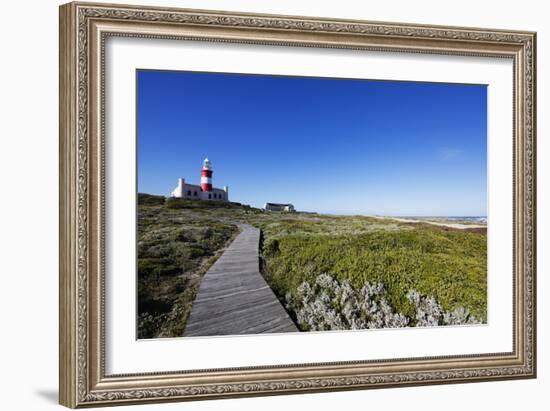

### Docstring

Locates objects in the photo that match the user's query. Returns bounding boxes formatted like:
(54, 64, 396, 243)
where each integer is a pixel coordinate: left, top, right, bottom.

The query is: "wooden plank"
(184, 224, 297, 336)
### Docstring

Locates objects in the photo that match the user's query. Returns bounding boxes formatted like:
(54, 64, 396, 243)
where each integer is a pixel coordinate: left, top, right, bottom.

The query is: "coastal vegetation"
(137, 194, 238, 338)
(261, 222, 487, 327)
(137, 194, 487, 338)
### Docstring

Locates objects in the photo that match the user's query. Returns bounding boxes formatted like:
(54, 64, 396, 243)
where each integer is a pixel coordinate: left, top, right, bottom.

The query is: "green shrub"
(263, 227, 487, 321)
(138, 192, 166, 205)
(138, 257, 179, 277)
(263, 238, 280, 257)
(165, 197, 252, 210)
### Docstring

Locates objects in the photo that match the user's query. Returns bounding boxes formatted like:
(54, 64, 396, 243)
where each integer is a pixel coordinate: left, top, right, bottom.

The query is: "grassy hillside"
(137, 194, 239, 338)
(137, 194, 487, 337)
(261, 225, 486, 322)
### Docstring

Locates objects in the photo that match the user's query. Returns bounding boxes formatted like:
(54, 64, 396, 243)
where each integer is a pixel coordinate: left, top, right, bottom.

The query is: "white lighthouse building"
(171, 158, 229, 201)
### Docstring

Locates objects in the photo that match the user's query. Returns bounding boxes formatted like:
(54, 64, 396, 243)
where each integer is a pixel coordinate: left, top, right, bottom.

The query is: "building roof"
(183, 183, 201, 190)
(264, 203, 294, 207)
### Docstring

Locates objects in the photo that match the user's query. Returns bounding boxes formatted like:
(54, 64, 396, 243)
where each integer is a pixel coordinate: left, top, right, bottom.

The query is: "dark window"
(187, 190, 191, 196)
(208, 194, 211, 199)
(194, 191, 197, 196)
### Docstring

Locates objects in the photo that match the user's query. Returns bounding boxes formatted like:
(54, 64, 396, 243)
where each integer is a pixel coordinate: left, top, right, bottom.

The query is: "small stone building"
(263, 203, 295, 212)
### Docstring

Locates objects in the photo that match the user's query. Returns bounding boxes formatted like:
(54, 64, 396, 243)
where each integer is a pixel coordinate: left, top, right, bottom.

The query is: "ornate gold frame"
(59, 1, 537, 408)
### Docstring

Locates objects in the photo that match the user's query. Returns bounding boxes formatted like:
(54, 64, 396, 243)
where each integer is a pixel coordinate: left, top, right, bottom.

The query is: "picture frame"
(59, 1, 536, 408)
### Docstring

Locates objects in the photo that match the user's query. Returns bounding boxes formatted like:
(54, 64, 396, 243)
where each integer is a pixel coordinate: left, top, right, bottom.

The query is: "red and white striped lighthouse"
(200, 158, 213, 192)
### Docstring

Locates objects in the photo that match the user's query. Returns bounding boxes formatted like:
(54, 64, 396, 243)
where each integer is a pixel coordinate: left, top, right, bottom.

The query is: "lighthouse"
(171, 158, 229, 201)
(200, 158, 213, 192)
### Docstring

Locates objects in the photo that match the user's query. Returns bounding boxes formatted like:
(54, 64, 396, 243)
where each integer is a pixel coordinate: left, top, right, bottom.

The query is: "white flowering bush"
(406, 290, 481, 326)
(443, 306, 481, 325)
(285, 273, 408, 331)
(406, 290, 443, 327)
(286, 273, 480, 331)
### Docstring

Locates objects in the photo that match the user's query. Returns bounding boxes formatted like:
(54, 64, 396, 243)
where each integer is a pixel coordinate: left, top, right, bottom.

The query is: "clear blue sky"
(137, 70, 487, 216)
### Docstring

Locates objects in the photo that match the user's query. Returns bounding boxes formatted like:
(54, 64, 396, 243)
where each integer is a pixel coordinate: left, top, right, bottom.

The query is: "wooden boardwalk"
(184, 224, 298, 336)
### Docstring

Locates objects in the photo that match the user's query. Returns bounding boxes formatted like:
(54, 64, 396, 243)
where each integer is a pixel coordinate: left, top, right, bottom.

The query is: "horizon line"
(138, 191, 486, 217)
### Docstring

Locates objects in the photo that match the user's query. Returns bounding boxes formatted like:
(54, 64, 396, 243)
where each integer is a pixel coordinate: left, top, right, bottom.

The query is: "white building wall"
(170, 178, 185, 198)
(181, 184, 201, 199)
(201, 188, 227, 201)
(171, 179, 229, 201)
